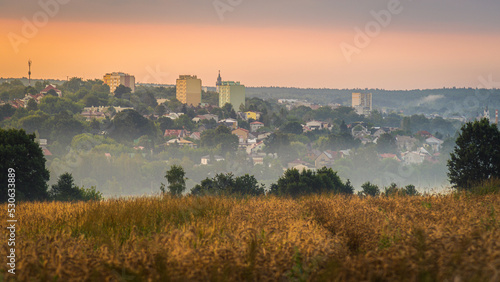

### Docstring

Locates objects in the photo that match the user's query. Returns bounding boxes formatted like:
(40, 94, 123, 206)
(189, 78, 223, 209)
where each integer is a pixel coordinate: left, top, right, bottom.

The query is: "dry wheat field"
(1, 193, 499, 281)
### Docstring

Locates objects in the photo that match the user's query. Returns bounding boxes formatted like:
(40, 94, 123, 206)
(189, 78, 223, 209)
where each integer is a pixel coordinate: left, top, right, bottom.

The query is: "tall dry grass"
(1, 193, 499, 281)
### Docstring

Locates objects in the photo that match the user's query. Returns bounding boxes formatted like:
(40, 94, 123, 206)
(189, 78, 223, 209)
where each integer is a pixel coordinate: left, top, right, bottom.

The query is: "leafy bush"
(51, 173, 102, 201)
(469, 178, 500, 195)
(79, 186, 103, 201)
(361, 182, 380, 197)
(270, 167, 353, 197)
(383, 183, 420, 197)
(191, 173, 265, 197)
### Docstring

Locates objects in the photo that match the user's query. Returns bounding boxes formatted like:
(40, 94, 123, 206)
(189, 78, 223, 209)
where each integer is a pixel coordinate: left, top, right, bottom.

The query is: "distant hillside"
(3, 77, 498, 117)
(245, 87, 500, 117)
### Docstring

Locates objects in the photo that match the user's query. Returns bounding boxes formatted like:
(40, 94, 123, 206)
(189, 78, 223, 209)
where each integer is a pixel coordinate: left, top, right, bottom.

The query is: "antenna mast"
(28, 59, 32, 86)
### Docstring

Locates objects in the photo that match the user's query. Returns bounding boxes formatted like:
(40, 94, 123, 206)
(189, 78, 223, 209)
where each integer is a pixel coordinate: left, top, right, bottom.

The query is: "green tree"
(200, 125, 238, 154)
(0, 128, 50, 202)
(270, 167, 352, 197)
(361, 182, 380, 197)
(164, 165, 186, 196)
(0, 104, 16, 120)
(26, 98, 38, 111)
(401, 116, 411, 133)
(155, 105, 166, 116)
(46, 89, 58, 97)
(63, 77, 83, 93)
(158, 117, 175, 132)
(280, 121, 303, 135)
(191, 173, 264, 196)
(50, 173, 82, 201)
(377, 133, 397, 153)
(322, 132, 359, 151)
(404, 184, 419, 196)
(39, 96, 82, 115)
(109, 109, 156, 142)
(114, 85, 132, 99)
(340, 120, 349, 134)
(447, 118, 500, 190)
(264, 132, 291, 155)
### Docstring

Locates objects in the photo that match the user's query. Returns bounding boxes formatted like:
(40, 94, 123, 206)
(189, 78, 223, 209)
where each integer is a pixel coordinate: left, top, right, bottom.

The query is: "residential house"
(250, 121, 264, 132)
(372, 127, 391, 138)
(379, 153, 401, 162)
(287, 159, 314, 171)
(339, 149, 352, 157)
(257, 132, 272, 141)
(165, 113, 184, 120)
(40, 84, 62, 97)
(416, 131, 432, 139)
(249, 153, 266, 166)
(219, 118, 238, 130)
(166, 138, 196, 148)
(425, 136, 444, 152)
(401, 147, 432, 165)
(21, 92, 45, 105)
(164, 129, 190, 138)
(396, 135, 418, 152)
(305, 121, 329, 131)
(247, 133, 257, 144)
(9, 99, 25, 109)
(244, 111, 261, 121)
(246, 141, 265, 154)
(315, 151, 343, 169)
(201, 155, 225, 165)
(402, 151, 425, 165)
(192, 114, 218, 123)
(352, 124, 370, 139)
(232, 128, 249, 144)
(37, 139, 52, 157)
(190, 132, 201, 140)
(81, 110, 106, 121)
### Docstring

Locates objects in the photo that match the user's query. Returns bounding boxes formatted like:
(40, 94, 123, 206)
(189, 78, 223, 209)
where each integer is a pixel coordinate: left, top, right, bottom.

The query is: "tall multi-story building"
(219, 81, 245, 110)
(103, 72, 135, 93)
(176, 75, 202, 106)
(352, 92, 372, 115)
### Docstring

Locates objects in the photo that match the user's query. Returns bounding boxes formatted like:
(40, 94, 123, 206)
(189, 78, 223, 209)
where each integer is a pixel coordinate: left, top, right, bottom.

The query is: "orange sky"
(1, 18, 499, 89)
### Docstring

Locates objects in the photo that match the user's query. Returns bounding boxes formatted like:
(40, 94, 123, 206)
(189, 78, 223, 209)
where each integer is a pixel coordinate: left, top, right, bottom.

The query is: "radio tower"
(496, 109, 498, 125)
(28, 59, 32, 86)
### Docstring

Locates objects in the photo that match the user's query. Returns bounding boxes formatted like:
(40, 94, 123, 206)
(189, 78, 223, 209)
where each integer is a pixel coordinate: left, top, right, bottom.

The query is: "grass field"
(1, 193, 499, 281)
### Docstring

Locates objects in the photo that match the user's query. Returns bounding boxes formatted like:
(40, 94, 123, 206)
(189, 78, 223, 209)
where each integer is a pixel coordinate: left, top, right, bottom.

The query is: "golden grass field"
(1, 193, 499, 281)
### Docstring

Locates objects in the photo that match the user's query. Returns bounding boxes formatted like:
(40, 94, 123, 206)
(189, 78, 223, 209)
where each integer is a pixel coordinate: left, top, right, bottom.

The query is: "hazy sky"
(1, 0, 499, 89)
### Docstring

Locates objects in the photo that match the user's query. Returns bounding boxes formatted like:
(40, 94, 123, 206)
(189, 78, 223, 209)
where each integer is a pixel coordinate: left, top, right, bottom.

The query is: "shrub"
(50, 173, 102, 201)
(191, 173, 265, 197)
(469, 178, 500, 195)
(361, 182, 380, 197)
(270, 167, 353, 197)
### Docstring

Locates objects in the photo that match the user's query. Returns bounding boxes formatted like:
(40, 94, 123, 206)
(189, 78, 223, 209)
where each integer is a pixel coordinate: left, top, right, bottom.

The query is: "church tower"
(216, 70, 222, 93)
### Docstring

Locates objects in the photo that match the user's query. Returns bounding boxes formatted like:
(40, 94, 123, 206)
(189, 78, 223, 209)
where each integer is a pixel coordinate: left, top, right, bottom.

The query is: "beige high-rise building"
(352, 92, 372, 115)
(219, 81, 245, 110)
(103, 72, 135, 93)
(176, 75, 202, 106)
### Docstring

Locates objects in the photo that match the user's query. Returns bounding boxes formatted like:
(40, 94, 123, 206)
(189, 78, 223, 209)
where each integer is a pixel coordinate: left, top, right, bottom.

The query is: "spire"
(216, 70, 222, 86)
